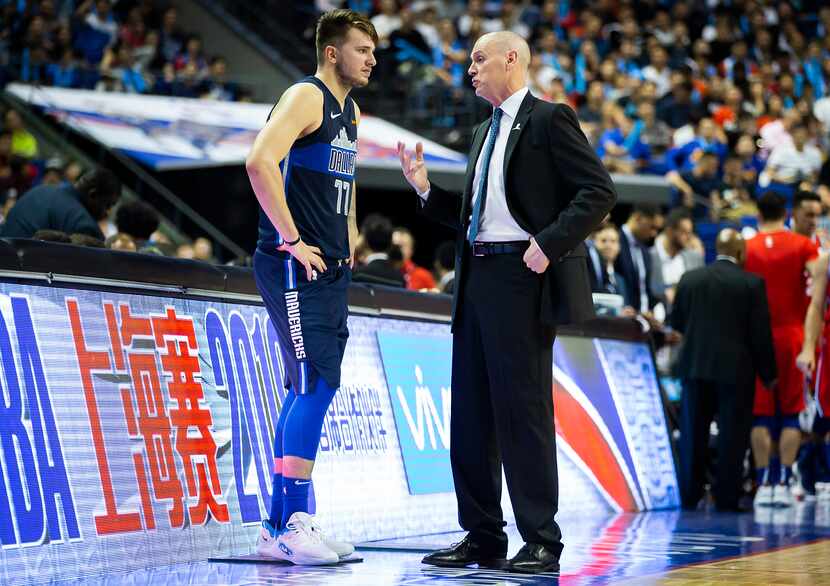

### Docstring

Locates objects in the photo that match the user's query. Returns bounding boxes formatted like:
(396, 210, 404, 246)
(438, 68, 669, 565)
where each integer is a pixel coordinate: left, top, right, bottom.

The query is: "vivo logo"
(395, 365, 451, 451)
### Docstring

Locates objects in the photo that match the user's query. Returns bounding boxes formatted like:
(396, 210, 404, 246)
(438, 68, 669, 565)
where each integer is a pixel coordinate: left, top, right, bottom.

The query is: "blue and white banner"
(0, 279, 677, 584)
(6, 84, 467, 172)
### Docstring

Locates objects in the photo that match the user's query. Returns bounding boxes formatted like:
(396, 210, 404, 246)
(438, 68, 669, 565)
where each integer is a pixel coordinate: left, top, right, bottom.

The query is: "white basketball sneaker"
(275, 512, 339, 565)
(309, 516, 355, 559)
(772, 483, 794, 508)
(754, 484, 774, 507)
(256, 520, 290, 561)
(816, 482, 830, 501)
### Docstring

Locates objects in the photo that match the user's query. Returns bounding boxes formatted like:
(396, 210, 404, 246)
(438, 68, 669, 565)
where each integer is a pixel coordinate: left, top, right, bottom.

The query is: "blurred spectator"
(158, 7, 184, 63)
(174, 34, 207, 75)
(73, 0, 119, 64)
(64, 160, 84, 184)
(588, 223, 633, 308)
(657, 76, 704, 129)
(762, 123, 823, 203)
(41, 157, 66, 186)
(33, 229, 71, 243)
(0, 168, 121, 239)
(616, 203, 662, 314)
(650, 208, 704, 307)
(115, 199, 159, 247)
(176, 242, 195, 259)
(667, 150, 722, 220)
(713, 156, 759, 222)
(596, 108, 650, 174)
(193, 236, 215, 262)
(199, 56, 239, 101)
(637, 101, 672, 173)
(791, 190, 823, 242)
(106, 232, 137, 251)
(415, 4, 440, 51)
(433, 240, 455, 294)
(371, 0, 401, 50)
(0, 131, 36, 206)
(388, 7, 432, 77)
(70, 232, 105, 247)
(392, 226, 436, 290)
(4, 110, 38, 159)
(353, 214, 406, 287)
(669, 118, 728, 173)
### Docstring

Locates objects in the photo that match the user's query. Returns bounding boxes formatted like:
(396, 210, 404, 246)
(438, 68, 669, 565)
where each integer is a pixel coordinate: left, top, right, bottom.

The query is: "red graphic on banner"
(152, 307, 229, 524)
(67, 299, 143, 535)
(68, 299, 229, 535)
(109, 303, 185, 529)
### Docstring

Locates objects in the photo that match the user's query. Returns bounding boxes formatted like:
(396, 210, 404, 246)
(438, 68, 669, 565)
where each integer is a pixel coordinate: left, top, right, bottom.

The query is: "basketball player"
(746, 193, 819, 507)
(245, 9, 376, 565)
(797, 252, 830, 501)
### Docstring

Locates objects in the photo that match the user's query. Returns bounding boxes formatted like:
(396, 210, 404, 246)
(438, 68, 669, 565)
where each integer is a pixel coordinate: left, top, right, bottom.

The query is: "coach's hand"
(796, 350, 815, 376)
(281, 240, 327, 281)
(397, 141, 430, 195)
(523, 238, 550, 273)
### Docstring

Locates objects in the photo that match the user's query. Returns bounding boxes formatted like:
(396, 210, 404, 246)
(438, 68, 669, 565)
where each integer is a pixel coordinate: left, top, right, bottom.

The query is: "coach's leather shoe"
(422, 535, 507, 569)
(507, 543, 560, 574)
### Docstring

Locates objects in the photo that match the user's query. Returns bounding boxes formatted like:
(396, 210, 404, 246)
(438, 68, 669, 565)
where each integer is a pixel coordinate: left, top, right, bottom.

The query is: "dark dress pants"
(450, 250, 563, 556)
(679, 378, 754, 510)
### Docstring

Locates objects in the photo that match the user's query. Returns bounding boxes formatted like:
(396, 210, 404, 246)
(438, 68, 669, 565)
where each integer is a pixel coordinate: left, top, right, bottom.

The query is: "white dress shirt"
(419, 87, 532, 242)
(469, 86, 532, 242)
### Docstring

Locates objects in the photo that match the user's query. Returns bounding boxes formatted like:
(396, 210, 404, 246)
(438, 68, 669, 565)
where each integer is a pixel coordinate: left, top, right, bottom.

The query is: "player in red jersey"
(745, 193, 819, 507)
(797, 251, 830, 501)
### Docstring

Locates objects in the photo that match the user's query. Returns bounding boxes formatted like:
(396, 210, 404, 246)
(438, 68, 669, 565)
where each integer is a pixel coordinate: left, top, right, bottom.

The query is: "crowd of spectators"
(1, 1, 249, 101)
(310, 1, 830, 229)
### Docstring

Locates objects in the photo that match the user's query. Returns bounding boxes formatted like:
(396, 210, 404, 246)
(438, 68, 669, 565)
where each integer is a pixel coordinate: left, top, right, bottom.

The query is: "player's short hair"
(794, 190, 821, 209)
(757, 192, 787, 222)
(315, 9, 378, 63)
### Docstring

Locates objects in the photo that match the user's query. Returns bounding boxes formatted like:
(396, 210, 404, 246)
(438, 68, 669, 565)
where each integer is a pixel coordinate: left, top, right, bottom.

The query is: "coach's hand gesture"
(397, 141, 430, 195)
(281, 239, 327, 281)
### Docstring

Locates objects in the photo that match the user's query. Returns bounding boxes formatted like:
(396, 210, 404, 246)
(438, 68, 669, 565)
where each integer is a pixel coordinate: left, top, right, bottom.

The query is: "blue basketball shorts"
(253, 248, 350, 394)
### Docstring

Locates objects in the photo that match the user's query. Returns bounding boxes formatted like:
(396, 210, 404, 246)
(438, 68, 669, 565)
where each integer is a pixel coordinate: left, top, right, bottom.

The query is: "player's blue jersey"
(257, 76, 357, 259)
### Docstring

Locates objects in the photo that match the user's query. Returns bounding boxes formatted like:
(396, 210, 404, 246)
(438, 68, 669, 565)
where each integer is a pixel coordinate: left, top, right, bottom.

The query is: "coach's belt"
(472, 241, 528, 257)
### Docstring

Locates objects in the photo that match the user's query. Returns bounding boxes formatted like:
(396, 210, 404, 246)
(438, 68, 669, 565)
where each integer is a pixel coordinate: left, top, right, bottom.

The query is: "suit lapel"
(502, 92, 536, 180)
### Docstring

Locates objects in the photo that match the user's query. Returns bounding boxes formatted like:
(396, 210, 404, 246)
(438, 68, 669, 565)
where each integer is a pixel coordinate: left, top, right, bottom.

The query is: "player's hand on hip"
(523, 238, 550, 273)
(397, 141, 430, 194)
(796, 350, 815, 376)
(282, 240, 327, 281)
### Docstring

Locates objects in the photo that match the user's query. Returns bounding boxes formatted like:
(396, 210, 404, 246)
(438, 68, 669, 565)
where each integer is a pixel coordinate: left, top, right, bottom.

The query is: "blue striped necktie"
(468, 108, 503, 245)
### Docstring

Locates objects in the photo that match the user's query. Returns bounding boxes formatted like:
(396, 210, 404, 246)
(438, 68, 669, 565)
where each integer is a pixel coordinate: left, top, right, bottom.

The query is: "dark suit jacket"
(669, 259, 776, 387)
(614, 227, 655, 312)
(353, 258, 406, 288)
(420, 95, 617, 329)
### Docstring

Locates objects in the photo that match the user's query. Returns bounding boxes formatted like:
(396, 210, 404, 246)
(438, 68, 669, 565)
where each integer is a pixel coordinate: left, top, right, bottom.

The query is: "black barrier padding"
(0, 239, 646, 341)
(0, 239, 21, 271)
(223, 265, 259, 296)
(6, 238, 227, 291)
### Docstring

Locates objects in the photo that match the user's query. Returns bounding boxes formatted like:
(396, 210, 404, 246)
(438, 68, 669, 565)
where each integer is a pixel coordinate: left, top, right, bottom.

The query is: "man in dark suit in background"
(397, 31, 616, 574)
(352, 214, 406, 287)
(669, 228, 777, 511)
(616, 203, 662, 314)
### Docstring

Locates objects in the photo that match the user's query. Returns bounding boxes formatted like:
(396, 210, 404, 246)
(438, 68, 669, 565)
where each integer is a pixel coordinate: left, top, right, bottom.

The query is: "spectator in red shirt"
(392, 227, 436, 291)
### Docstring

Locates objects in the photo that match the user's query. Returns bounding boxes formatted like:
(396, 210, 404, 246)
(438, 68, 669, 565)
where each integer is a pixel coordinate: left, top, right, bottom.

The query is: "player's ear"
(325, 45, 338, 64)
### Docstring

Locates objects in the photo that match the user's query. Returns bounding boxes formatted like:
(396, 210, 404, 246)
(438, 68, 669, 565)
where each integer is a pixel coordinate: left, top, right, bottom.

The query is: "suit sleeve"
(418, 183, 463, 231)
(749, 277, 777, 386)
(668, 274, 688, 333)
(534, 104, 618, 262)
